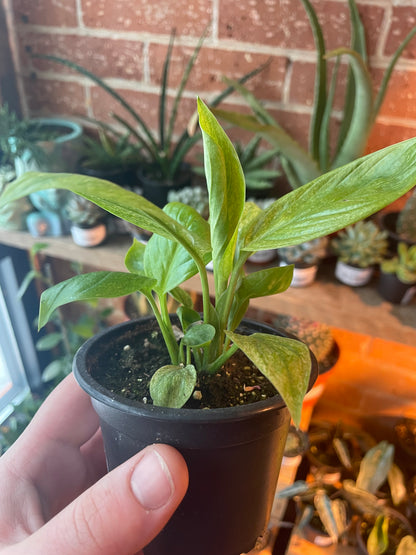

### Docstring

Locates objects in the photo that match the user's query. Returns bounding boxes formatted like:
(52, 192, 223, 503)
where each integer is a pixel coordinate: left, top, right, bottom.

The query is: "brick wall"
(4, 0, 416, 157)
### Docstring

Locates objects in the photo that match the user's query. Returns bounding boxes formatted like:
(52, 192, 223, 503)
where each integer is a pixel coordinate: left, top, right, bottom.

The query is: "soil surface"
(92, 327, 279, 409)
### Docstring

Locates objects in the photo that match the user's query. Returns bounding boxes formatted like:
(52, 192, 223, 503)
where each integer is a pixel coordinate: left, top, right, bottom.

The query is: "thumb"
(19, 444, 188, 555)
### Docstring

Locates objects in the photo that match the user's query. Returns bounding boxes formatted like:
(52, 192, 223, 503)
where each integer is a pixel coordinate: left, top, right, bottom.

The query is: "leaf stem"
(146, 293, 179, 364)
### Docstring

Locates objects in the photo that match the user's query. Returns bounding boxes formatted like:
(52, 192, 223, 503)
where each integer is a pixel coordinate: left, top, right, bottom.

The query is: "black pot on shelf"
(79, 164, 140, 189)
(377, 271, 416, 305)
(379, 212, 416, 255)
(73, 316, 317, 555)
(137, 163, 193, 208)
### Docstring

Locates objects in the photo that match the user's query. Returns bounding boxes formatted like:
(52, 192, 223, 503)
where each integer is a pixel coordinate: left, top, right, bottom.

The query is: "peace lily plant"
(2, 100, 416, 427)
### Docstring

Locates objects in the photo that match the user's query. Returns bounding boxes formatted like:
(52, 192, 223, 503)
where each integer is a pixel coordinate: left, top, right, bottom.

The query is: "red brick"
(219, 1, 355, 50)
(13, 0, 77, 27)
(371, 67, 416, 120)
(23, 77, 87, 117)
(367, 121, 416, 153)
(81, 0, 211, 35)
(384, 7, 416, 60)
(149, 43, 284, 102)
(21, 33, 144, 81)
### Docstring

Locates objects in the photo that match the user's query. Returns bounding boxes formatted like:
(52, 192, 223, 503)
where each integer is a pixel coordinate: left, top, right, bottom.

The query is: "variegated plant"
(1, 99, 416, 425)
(213, 0, 416, 189)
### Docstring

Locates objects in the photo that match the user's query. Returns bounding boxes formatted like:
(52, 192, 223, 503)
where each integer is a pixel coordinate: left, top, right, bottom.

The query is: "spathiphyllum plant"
(2, 99, 416, 426)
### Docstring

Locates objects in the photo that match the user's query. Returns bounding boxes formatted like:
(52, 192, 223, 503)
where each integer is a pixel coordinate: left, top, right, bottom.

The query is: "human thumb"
(18, 444, 188, 555)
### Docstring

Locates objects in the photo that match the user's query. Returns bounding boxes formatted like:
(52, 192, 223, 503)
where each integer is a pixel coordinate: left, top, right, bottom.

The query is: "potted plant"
(33, 29, 266, 207)
(211, 0, 416, 190)
(331, 220, 389, 286)
(278, 237, 329, 287)
(63, 193, 108, 247)
(378, 243, 416, 305)
(78, 127, 141, 189)
(2, 100, 416, 555)
(380, 188, 416, 255)
(278, 426, 415, 552)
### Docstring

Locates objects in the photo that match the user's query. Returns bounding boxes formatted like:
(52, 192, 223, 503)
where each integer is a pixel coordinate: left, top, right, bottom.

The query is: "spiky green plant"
(331, 220, 388, 268)
(33, 28, 267, 184)
(381, 243, 416, 284)
(64, 193, 107, 227)
(212, 0, 416, 189)
(279, 237, 328, 265)
(396, 188, 416, 243)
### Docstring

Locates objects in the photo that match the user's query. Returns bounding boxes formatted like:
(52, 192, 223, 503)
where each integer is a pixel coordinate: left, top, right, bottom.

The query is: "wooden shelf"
(1, 228, 415, 346)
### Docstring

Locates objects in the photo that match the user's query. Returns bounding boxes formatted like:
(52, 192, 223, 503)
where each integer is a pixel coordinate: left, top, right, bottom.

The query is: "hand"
(0, 374, 188, 555)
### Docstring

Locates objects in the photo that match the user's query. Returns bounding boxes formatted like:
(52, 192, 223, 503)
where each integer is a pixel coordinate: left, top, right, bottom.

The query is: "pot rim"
(73, 316, 318, 423)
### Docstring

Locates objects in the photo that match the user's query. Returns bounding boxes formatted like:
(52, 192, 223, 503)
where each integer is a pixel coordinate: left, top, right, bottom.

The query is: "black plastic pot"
(378, 271, 416, 304)
(380, 212, 416, 255)
(73, 317, 317, 555)
(79, 164, 140, 189)
(137, 163, 193, 208)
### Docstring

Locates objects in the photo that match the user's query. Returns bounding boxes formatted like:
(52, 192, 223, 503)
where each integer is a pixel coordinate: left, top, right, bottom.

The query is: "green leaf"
(149, 364, 197, 408)
(198, 98, 245, 296)
(39, 271, 156, 329)
(35, 332, 62, 351)
(177, 306, 202, 331)
(212, 107, 320, 186)
(125, 239, 146, 274)
(17, 269, 39, 298)
(144, 202, 211, 294)
(367, 515, 389, 555)
(356, 441, 394, 493)
(182, 323, 216, 348)
(42, 359, 68, 382)
(388, 463, 407, 506)
(169, 286, 193, 307)
(0, 172, 211, 262)
(229, 266, 293, 330)
(244, 138, 416, 250)
(326, 48, 374, 169)
(225, 331, 311, 426)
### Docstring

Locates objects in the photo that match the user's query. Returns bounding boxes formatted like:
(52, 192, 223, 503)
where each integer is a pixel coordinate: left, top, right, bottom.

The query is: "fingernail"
(130, 448, 174, 510)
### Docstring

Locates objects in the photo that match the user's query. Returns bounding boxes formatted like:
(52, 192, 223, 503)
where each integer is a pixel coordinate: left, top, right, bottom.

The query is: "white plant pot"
(335, 260, 373, 286)
(248, 249, 277, 264)
(280, 261, 318, 287)
(71, 223, 106, 247)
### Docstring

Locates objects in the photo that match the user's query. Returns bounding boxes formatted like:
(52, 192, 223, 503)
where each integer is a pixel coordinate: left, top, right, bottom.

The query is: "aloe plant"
(2, 100, 416, 425)
(213, 0, 416, 189)
(33, 29, 267, 184)
(381, 243, 416, 284)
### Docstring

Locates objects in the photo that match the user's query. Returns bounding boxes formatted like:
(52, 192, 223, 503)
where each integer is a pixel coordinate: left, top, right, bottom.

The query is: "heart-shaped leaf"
(182, 323, 216, 348)
(150, 364, 197, 408)
(225, 331, 311, 426)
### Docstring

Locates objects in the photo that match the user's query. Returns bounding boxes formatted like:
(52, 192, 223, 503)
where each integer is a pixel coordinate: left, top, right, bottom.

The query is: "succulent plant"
(64, 193, 107, 227)
(331, 220, 388, 268)
(396, 188, 416, 243)
(278, 237, 329, 265)
(80, 129, 139, 172)
(273, 314, 335, 364)
(381, 243, 416, 284)
(167, 185, 209, 219)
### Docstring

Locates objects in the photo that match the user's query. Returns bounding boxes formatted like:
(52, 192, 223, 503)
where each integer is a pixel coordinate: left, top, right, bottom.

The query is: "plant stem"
(206, 343, 239, 374)
(146, 293, 179, 364)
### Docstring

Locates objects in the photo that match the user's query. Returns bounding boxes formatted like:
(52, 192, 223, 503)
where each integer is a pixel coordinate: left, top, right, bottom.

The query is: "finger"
(16, 444, 189, 555)
(22, 374, 100, 449)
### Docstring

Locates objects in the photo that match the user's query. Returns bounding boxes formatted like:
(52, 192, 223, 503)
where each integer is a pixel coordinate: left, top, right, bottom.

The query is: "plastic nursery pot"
(335, 260, 374, 287)
(380, 212, 416, 254)
(137, 162, 193, 208)
(73, 316, 318, 555)
(378, 271, 416, 305)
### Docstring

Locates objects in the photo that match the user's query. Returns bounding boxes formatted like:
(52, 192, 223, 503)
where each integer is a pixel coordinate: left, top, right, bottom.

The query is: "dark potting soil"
(92, 327, 278, 409)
